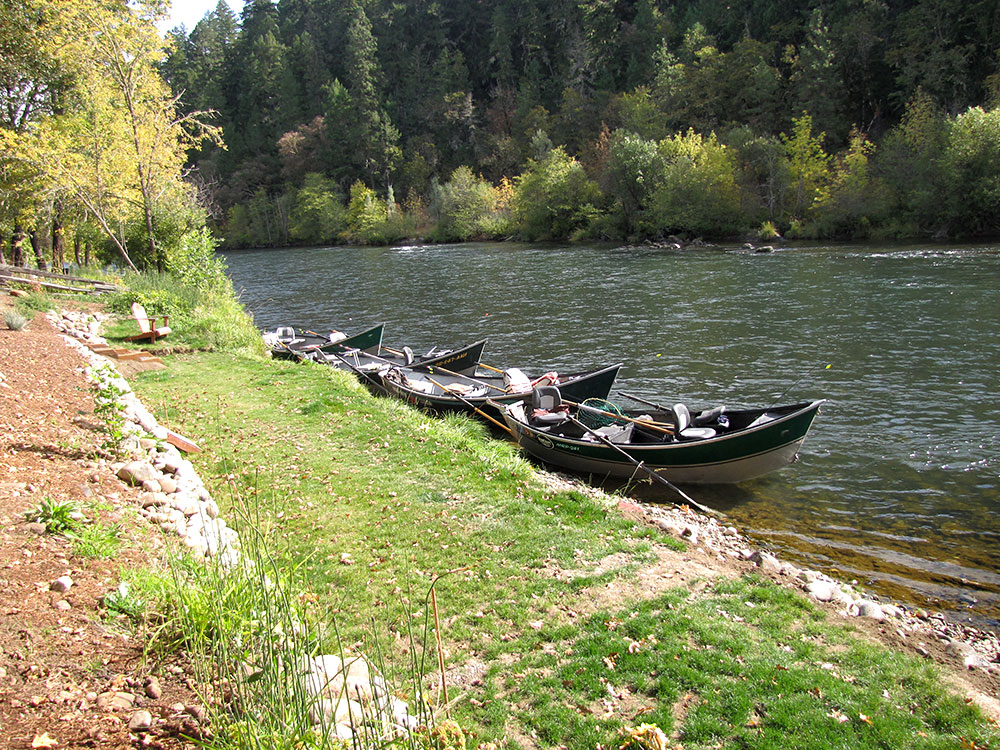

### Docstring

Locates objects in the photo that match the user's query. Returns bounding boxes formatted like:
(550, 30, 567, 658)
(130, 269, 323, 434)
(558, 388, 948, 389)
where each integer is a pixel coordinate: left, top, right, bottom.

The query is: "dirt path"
(0, 303, 203, 749)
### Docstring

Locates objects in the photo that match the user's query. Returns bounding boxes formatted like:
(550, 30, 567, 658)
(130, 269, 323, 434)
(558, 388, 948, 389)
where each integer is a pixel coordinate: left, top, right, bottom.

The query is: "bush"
(512, 147, 602, 240)
(4, 310, 28, 330)
(429, 167, 508, 241)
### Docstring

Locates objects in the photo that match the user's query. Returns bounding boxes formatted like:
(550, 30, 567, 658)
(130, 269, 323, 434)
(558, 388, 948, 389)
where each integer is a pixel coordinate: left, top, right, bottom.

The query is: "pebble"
(54, 600, 72, 611)
(50, 575, 74, 592)
(144, 676, 162, 699)
(25, 522, 46, 535)
(129, 709, 153, 731)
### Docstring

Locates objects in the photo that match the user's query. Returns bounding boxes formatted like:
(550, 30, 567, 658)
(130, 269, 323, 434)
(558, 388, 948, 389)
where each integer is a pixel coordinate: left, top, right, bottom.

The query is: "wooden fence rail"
(0, 264, 118, 294)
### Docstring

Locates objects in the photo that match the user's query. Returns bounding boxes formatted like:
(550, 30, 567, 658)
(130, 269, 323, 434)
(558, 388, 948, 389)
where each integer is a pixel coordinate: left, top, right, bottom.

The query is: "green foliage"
(13, 291, 55, 318)
(429, 167, 508, 242)
(103, 581, 146, 622)
(647, 129, 745, 236)
(601, 131, 665, 238)
(288, 173, 347, 245)
(89, 362, 130, 457)
(942, 105, 1000, 236)
(24, 497, 79, 534)
(69, 522, 123, 559)
(512, 147, 600, 240)
(781, 114, 831, 225)
(165, 227, 230, 294)
(345, 180, 388, 240)
(814, 130, 890, 238)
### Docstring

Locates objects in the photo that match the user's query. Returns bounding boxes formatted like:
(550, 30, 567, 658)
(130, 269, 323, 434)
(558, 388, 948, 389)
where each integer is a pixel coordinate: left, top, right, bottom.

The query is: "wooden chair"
(125, 302, 171, 343)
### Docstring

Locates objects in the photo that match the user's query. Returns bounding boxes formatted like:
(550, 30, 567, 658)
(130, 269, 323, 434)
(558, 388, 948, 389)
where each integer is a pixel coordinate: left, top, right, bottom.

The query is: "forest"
(4, 0, 1000, 266)
(163, 0, 1000, 247)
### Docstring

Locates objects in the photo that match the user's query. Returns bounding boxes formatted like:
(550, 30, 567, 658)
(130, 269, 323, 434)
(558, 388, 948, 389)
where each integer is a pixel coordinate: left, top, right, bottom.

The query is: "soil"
(0, 300, 204, 750)
(0, 295, 996, 750)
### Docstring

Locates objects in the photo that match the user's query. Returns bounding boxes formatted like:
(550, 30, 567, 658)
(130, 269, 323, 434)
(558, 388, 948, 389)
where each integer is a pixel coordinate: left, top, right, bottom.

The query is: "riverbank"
(3, 299, 999, 748)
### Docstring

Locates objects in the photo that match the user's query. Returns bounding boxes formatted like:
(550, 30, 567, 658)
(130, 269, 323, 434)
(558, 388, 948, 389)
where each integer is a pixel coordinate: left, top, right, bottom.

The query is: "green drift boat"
(497, 388, 825, 484)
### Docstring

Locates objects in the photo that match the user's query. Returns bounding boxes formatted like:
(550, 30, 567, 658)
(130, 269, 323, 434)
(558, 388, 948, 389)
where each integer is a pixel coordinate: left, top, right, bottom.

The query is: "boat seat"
(531, 386, 569, 426)
(402, 346, 414, 365)
(693, 405, 726, 426)
(672, 403, 717, 440)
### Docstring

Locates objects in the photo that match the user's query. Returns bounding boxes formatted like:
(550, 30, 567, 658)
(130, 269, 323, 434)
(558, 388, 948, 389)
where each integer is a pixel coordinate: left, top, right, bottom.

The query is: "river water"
(222, 241, 1000, 626)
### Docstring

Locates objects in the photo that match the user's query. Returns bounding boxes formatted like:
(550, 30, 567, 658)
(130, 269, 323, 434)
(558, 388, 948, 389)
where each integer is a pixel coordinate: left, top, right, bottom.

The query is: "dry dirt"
(0, 300, 204, 750)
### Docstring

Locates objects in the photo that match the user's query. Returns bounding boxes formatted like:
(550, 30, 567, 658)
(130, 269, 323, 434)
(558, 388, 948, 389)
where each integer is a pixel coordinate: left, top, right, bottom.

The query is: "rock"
(54, 600, 72, 611)
(857, 601, 885, 621)
(97, 691, 136, 711)
(50, 575, 74, 592)
(144, 676, 162, 699)
(141, 479, 162, 493)
(806, 580, 839, 603)
(117, 461, 159, 486)
(129, 710, 153, 732)
(25, 522, 46, 535)
(748, 550, 782, 573)
(158, 476, 178, 494)
(946, 640, 982, 669)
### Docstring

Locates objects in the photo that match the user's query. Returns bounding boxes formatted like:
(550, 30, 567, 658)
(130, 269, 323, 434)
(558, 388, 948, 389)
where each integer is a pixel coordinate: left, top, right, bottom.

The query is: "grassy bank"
(129, 352, 998, 749)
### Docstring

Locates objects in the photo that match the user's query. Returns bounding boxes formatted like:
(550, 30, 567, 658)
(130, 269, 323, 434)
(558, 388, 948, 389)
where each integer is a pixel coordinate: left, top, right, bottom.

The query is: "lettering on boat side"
(538, 435, 554, 450)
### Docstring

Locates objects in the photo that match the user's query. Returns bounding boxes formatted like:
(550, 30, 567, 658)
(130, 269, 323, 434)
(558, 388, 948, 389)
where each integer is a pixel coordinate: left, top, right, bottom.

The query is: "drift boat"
(497, 387, 825, 484)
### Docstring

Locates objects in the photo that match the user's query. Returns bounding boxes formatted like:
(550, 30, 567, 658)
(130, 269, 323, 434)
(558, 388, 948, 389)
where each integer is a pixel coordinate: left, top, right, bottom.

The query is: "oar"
(618, 391, 670, 412)
(425, 364, 508, 394)
(329, 350, 386, 393)
(561, 397, 676, 435)
(563, 414, 716, 515)
(424, 375, 515, 437)
(475, 362, 505, 375)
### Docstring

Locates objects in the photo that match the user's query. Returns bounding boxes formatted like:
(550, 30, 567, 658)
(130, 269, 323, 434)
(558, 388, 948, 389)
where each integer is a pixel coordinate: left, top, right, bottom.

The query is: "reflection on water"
(224, 241, 1000, 628)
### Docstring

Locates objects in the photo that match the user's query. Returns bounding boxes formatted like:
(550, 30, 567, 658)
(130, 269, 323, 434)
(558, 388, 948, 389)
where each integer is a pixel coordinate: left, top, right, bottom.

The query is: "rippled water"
(223, 242, 1000, 626)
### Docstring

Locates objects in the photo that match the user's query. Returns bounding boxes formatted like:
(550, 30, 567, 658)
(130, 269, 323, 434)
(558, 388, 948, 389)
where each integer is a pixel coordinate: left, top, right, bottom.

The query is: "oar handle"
(565, 415, 714, 515)
(424, 376, 515, 437)
(427, 364, 508, 393)
(476, 361, 505, 375)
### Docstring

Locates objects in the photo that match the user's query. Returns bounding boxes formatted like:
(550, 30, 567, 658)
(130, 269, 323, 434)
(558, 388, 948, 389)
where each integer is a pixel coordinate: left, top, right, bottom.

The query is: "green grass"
(69, 522, 123, 559)
(128, 352, 1000, 749)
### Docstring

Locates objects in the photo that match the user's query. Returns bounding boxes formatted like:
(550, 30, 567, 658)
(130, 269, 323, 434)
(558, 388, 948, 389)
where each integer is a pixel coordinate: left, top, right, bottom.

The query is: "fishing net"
(578, 398, 627, 429)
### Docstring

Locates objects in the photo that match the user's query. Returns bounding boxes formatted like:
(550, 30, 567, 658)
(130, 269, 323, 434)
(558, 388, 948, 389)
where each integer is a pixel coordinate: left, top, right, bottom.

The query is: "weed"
(69, 522, 122, 559)
(103, 582, 146, 622)
(88, 363, 130, 457)
(4, 310, 28, 330)
(24, 497, 80, 534)
(13, 290, 53, 318)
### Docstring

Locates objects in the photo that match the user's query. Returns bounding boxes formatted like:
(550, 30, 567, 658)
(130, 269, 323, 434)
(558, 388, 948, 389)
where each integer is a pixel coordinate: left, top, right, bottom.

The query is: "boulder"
(117, 461, 159, 486)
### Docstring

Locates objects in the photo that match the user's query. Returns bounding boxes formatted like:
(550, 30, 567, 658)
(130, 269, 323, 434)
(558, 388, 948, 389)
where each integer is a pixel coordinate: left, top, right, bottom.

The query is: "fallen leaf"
(859, 713, 873, 726)
(32, 733, 58, 748)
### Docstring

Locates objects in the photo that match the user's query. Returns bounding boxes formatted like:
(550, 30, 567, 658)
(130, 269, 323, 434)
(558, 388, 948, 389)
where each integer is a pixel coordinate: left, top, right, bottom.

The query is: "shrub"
(4, 310, 28, 330)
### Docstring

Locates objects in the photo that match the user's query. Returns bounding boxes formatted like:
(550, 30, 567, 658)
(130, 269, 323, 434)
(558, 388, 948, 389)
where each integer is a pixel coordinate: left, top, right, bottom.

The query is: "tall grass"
(132, 487, 458, 750)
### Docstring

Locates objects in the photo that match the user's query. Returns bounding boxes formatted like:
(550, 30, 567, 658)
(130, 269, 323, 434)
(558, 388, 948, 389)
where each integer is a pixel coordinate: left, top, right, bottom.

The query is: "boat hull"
(502, 400, 824, 484)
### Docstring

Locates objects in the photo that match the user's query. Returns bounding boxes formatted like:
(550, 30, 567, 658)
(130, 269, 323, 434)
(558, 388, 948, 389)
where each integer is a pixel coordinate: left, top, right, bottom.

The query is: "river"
(222, 241, 1000, 627)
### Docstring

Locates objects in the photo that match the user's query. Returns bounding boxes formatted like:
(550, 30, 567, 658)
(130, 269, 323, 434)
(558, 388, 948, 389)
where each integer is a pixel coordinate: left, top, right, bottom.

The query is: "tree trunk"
(30, 231, 49, 271)
(12, 226, 26, 267)
(0, 234, 6, 266)
(84, 241, 91, 267)
(74, 234, 81, 265)
(51, 204, 65, 271)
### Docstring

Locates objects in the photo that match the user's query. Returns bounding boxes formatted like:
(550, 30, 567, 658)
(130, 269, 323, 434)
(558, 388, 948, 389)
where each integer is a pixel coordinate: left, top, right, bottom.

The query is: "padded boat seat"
(531, 386, 569, 426)
(672, 403, 717, 440)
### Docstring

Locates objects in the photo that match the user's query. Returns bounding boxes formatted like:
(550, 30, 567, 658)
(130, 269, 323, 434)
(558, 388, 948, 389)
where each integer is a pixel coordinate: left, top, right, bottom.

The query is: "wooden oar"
(425, 364, 508, 393)
(424, 375, 515, 437)
(618, 391, 669, 412)
(561, 397, 676, 435)
(475, 362, 505, 375)
(564, 414, 716, 515)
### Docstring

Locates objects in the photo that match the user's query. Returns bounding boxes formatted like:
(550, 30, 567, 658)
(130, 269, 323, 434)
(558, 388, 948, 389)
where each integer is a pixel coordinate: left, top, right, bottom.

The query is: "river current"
(222, 241, 1000, 627)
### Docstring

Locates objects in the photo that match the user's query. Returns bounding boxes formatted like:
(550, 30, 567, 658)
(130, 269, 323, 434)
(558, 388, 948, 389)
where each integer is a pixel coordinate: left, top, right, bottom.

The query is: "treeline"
(166, 0, 1000, 245)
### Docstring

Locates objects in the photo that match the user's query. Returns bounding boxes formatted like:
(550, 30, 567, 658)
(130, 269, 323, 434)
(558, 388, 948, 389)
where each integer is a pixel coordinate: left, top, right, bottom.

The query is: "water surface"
(224, 242, 1000, 626)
